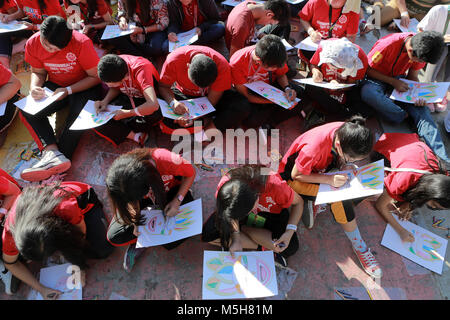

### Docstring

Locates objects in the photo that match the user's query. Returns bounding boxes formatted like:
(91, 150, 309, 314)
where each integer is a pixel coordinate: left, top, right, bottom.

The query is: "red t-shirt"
(0, 168, 20, 195)
(310, 40, 368, 82)
(216, 171, 294, 214)
(180, 0, 205, 31)
(0, 0, 18, 14)
(299, 0, 359, 39)
(63, 0, 112, 24)
(151, 148, 195, 192)
(368, 32, 426, 77)
(160, 45, 231, 96)
(118, 54, 159, 99)
(225, 0, 255, 51)
(278, 121, 343, 176)
(374, 133, 439, 202)
(25, 31, 100, 87)
(230, 45, 289, 85)
(2, 182, 92, 256)
(0, 63, 12, 87)
(16, 0, 66, 24)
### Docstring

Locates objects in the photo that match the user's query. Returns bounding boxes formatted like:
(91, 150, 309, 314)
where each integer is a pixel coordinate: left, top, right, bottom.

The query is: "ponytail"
(335, 115, 373, 158)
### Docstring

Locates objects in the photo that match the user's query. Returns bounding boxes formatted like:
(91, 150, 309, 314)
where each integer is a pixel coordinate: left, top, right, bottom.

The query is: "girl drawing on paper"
(372, 132, 450, 243)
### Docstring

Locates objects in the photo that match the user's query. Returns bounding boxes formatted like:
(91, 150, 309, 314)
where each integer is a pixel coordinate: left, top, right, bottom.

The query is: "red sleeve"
(411, 61, 426, 71)
(96, 0, 111, 16)
(229, 18, 250, 50)
(345, 12, 359, 35)
(384, 172, 421, 202)
(134, 63, 156, 92)
(230, 50, 248, 85)
(2, 228, 18, 256)
(0, 177, 10, 193)
(55, 196, 84, 225)
(274, 63, 289, 78)
(153, 149, 195, 178)
(271, 174, 295, 209)
(0, 64, 12, 87)
(294, 147, 318, 176)
(78, 37, 100, 71)
(299, 0, 314, 22)
(25, 35, 44, 69)
(310, 47, 321, 65)
(159, 57, 177, 86)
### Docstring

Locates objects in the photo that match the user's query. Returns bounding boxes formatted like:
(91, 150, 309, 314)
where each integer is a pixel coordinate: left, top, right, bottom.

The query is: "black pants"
(212, 89, 252, 131)
(19, 82, 102, 159)
(201, 208, 299, 258)
(106, 186, 194, 250)
(0, 30, 34, 57)
(0, 94, 19, 132)
(93, 93, 162, 146)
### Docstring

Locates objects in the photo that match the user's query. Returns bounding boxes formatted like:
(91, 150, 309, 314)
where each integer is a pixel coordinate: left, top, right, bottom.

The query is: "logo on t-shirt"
(338, 15, 347, 24)
(66, 52, 77, 62)
(371, 51, 383, 64)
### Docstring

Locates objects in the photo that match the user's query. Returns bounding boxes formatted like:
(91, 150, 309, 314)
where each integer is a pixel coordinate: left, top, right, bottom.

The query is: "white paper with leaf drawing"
(393, 18, 419, 33)
(14, 87, 64, 115)
(389, 79, 450, 104)
(202, 250, 278, 300)
(69, 100, 122, 130)
(294, 36, 320, 51)
(381, 215, 448, 274)
(294, 78, 356, 90)
(244, 81, 300, 109)
(158, 97, 215, 120)
(169, 28, 199, 52)
(0, 21, 28, 34)
(136, 198, 203, 248)
(100, 23, 136, 40)
(30, 263, 82, 300)
(315, 159, 384, 205)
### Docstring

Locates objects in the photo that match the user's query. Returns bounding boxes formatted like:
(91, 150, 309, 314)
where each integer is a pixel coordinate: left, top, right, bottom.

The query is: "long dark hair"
(122, 0, 150, 24)
(11, 183, 89, 269)
(335, 115, 374, 158)
(215, 165, 268, 249)
(402, 146, 450, 209)
(68, 0, 98, 18)
(105, 148, 167, 226)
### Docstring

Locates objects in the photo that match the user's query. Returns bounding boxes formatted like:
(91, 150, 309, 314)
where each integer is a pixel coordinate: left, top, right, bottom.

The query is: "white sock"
(345, 227, 368, 253)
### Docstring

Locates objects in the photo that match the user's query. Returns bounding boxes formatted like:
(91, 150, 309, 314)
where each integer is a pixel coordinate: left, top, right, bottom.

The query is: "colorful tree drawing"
(356, 163, 383, 188)
(205, 253, 273, 297)
(404, 229, 443, 262)
(404, 83, 439, 103)
(145, 207, 195, 236)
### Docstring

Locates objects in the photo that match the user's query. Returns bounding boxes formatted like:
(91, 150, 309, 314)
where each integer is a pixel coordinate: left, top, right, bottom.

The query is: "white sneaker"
(21, 149, 71, 182)
(0, 261, 13, 295)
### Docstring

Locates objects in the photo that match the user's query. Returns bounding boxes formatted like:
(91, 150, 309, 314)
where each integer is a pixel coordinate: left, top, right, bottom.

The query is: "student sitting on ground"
(2, 182, 114, 299)
(373, 132, 450, 242)
(201, 164, 304, 268)
(167, 0, 225, 46)
(0, 63, 21, 147)
(19, 16, 102, 182)
(360, 31, 449, 164)
(278, 116, 383, 279)
(94, 54, 162, 147)
(225, 0, 290, 58)
(303, 37, 371, 122)
(105, 148, 196, 273)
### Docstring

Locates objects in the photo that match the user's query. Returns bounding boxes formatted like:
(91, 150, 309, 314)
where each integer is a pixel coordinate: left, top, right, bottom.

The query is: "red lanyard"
(122, 63, 136, 109)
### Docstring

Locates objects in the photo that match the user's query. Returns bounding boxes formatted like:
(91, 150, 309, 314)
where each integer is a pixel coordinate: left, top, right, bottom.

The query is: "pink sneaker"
(353, 248, 383, 278)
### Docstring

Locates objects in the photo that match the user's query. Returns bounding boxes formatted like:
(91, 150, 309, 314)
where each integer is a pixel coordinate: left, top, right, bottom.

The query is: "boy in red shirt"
(94, 54, 163, 146)
(19, 16, 102, 182)
(360, 31, 449, 164)
(225, 0, 290, 58)
(0, 63, 21, 146)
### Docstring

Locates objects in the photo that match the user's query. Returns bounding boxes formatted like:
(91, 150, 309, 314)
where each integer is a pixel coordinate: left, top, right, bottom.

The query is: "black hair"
(37, 0, 47, 11)
(11, 183, 89, 269)
(98, 54, 128, 83)
(410, 31, 445, 64)
(264, 0, 290, 25)
(335, 115, 373, 158)
(40, 15, 73, 49)
(122, 0, 150, 24)
(68, 0, 98, 19)
(105, 148, 167, 226)
(215, 165, 268, 249)
(188, 54, 218, 88)
(255, 34, 287, 68)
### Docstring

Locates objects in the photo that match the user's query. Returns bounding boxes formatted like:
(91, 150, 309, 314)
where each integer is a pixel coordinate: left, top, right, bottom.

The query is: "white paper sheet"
(0, 21, 28, 34)
(282, 38, 295, 51)
(136, 198, 203, 248)
(14, 87, 64, 115)
(169, 28, 199, 52)
(32, 263, 82, 300)
(158, 97, 215, 120)
(0, 101, 6, 116)
(294, 36, 320, 51)
(381, 215, 448, 274)
(393, 18, 419, 33)
(202, 251, 278, 300)
(315, 160, 384, 205)
(100, 23, 136, 40)
(69, 100, 122, 130)
(389, 79, 450, 104)
(244, 81, 300, 109)
(294, 78, 356, 90)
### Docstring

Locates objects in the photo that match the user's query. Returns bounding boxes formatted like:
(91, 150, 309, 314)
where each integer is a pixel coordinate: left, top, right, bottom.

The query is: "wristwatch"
(177, 194, 184, 203)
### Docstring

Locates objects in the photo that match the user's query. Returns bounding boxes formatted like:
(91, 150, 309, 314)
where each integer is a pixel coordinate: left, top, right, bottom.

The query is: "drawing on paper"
(244, 81, 300, 109)
(145, 206, 195, 236)
(404, 229, 443, 262)
(390, 80, 450, 104)
(356, 163, 383, 188)
(159, 97, 215, 120)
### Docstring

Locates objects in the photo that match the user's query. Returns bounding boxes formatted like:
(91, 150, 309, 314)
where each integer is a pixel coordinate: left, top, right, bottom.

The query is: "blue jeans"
(196, 23, 225, 45)
(361, 79, 450, 163)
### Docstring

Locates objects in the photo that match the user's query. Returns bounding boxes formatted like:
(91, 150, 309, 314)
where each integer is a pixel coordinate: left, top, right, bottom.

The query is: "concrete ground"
(0, 2, 449, 301)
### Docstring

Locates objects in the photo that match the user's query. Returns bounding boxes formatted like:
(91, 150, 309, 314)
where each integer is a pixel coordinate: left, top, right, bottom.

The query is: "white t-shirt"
(417, 5, 450, 34)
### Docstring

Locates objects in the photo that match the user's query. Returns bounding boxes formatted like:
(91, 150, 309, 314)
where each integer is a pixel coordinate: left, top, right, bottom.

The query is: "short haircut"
(255, 34, 287, 68)
(411, 31, 445, 64)
(264, 0, 290, 25)
(98, 54, 128, 83)
(40, 16, 73, 49)
(188, 54, 218, 88)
